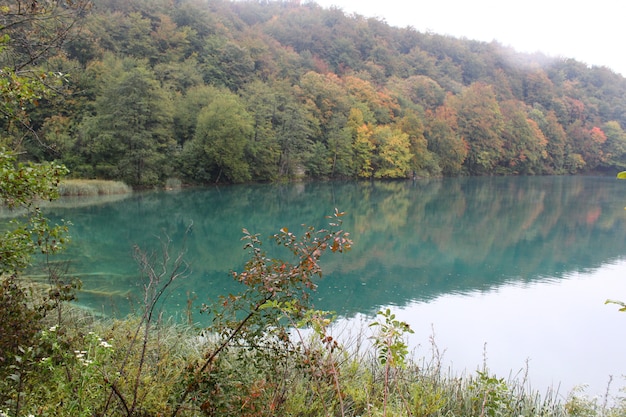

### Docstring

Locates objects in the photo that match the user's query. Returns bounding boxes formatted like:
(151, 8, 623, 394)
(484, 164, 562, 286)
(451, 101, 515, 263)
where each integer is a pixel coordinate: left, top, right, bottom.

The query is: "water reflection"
(32, 176, 626, 319)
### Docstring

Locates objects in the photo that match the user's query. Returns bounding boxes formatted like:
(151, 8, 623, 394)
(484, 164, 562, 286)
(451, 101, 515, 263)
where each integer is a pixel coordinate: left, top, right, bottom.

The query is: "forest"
(4, 0, 626, 187)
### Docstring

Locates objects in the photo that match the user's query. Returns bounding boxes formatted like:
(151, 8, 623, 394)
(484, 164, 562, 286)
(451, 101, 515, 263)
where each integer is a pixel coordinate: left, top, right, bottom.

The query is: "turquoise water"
(33, 176, 626, 396)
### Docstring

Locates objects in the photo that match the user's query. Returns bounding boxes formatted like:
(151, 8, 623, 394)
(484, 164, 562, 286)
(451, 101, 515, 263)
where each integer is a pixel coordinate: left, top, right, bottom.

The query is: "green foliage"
(0, 149, 69, 274)
(79, 57, 175, 186)
(468, 370, 516, 417)
(369, 308, 414, 368)
(369, 308, 414, 416)
(181, 89, 254, 183)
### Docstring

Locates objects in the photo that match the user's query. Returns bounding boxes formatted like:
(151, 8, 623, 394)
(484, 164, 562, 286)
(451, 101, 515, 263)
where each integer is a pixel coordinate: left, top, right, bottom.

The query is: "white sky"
(312, 0, 626, 76)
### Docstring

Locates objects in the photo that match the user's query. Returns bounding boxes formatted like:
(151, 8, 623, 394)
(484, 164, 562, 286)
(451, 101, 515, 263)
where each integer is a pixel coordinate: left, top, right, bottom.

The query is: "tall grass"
(2, 301, 625, 417)
(58, 179, 132, 196)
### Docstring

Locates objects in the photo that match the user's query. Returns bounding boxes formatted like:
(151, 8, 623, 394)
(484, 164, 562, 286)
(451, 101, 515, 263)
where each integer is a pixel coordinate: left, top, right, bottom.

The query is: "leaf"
(617, 171, 626, 179)
(605, 299, 626, 311)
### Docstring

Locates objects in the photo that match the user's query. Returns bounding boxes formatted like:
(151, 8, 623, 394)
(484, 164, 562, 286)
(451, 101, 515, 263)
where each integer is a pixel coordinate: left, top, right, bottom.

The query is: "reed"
(58, 179, 132, 196)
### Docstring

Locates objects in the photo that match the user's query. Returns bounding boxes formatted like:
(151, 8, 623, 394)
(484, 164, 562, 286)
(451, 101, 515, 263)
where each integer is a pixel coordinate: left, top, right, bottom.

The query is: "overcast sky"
(312, 0, 625, 76)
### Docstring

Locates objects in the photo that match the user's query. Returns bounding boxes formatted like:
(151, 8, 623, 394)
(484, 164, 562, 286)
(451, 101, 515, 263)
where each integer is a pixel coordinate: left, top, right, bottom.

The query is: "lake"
(33, 176, 626, 398)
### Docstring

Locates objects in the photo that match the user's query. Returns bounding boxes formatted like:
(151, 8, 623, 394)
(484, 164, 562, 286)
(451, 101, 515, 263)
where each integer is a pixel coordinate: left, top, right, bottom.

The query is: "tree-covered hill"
(5, 0, 626, 186)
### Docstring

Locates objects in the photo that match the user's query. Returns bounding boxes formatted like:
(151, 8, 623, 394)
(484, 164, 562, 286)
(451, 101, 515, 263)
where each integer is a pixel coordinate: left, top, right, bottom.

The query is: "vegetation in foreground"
(2, 272, 626, 417)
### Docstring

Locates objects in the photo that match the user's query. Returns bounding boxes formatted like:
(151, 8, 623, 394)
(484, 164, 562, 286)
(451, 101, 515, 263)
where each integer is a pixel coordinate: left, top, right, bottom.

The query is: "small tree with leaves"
(171, 209, 352, 416)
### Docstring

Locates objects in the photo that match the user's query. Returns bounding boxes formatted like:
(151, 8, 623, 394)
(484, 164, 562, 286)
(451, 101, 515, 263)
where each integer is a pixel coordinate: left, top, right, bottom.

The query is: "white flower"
(99, 340, 113, 349)
(49, 325, 57, 332)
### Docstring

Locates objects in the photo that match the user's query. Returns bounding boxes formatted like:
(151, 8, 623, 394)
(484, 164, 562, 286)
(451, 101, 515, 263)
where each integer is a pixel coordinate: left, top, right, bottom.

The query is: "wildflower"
(49, 325, 57, 332)
(99, 340, 113, 349)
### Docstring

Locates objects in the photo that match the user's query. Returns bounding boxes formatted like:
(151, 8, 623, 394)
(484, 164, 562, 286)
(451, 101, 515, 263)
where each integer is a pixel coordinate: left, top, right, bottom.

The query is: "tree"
(304, 141, 331, 178)
(276, 84, 318, 177)
(451, 83, 504, 175)
(0, 0, 91, 72)
(0, 150, 68, 274)
(0, 0, 80, 271)
(425, 105, 467, 176)
(371, 125, 412, 179)
(397, 111, 440, 177)
(79, 57, 175, 186)
(240, 80, 283, 181)
(529, 107, 567, 174)
(343, 75, 398, 124)
(0, 1, 89, 151)
(182, 89, 254, 183)
(326, 115, 355, 178)
(345, 108, 375, 178)
(395, 75, 446, 110)
(566, 121, 607, 171)
(499, 100, 547, 174)
(172, 84, 219, 147)
(601, 121, 626, 169)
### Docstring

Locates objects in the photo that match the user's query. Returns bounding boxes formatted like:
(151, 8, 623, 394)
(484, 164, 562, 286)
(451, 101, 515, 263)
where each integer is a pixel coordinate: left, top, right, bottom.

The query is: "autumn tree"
(528, 107, 567, 173)
(397, 111, 440, 177)
(499, 100, 547, 174)
(566, 121, 608, 171)
(371, 125, 412, 178)
(601, 120, 626, 169)
(424, 105, 467, 175)
(451, 82, 504, 175)
(345, 107, 375, 178)
(343, 75, 398, 124)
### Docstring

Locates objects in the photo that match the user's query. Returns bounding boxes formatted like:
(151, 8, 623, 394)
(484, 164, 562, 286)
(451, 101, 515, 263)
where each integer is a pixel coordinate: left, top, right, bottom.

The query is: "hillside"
(5, 0, 626, 186)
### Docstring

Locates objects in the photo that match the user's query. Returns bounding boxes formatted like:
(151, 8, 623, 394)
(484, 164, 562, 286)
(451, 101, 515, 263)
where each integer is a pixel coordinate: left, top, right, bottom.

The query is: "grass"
(2, 302, 625, 417)
(58, 179, 132, 196)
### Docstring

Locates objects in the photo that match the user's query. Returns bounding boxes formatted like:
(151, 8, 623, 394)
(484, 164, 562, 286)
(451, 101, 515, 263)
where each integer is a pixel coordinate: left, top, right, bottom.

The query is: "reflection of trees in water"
(39, 177, 626, 320)
(316, 176, 626, 315)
